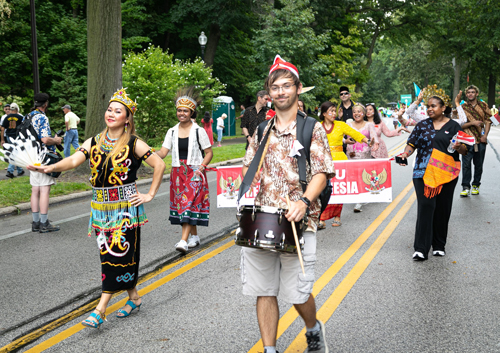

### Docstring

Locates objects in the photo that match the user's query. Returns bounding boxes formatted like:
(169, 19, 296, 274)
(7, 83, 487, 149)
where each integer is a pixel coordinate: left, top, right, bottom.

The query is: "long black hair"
(364, 104, 381, 124)
(319, 101, 336, 121)
(203, 111, 211, 123)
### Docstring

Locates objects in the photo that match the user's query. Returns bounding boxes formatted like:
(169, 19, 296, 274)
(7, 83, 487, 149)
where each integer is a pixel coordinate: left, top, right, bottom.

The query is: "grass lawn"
(0, 143, 246, 208)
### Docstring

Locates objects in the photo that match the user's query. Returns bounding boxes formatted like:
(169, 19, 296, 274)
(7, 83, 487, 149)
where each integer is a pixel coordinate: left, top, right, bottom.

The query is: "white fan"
(0, 130, 48, 168)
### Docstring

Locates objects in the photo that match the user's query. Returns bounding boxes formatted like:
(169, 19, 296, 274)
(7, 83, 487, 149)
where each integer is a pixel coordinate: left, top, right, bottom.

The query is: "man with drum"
(241, 55, 335, 353)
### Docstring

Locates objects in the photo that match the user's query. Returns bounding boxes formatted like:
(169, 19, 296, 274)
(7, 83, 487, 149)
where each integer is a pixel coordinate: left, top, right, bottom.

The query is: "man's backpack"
(254, 110, 333, 217)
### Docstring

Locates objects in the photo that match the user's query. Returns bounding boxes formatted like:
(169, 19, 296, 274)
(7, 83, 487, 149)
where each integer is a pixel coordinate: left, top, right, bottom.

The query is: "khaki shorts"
(240, 231, 316, 304)
(30, 171, 55, 187)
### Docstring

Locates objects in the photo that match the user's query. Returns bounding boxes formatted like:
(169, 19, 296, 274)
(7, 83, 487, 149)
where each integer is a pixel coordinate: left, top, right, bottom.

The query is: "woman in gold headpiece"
(398, 86, 468, 261)
(28, 89, 166, 328)
(157, 87, 213, 253)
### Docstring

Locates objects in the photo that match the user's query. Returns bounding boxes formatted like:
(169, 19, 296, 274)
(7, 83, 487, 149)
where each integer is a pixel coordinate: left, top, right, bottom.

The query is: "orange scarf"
(423, 149, 461, 198)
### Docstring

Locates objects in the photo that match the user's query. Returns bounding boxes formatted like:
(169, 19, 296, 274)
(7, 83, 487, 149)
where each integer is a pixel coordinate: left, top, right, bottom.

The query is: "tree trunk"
(85, 0, 122, 139)
(355, 25, 379, 93)
(452, 57, 461, 103)
(488, 73, 496, 107)
(204, 23, 221, 67)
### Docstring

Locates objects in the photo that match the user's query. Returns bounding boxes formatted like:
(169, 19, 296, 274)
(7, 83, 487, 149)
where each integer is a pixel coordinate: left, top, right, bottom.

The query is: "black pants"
(461, 143, 487, 188)
(413, 178, 458, 258)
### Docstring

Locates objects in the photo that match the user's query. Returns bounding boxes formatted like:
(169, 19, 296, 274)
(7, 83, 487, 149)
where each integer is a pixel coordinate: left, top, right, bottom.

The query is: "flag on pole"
(490, 113, 500, 126)
(413, 83, 421, 97)
(456, 131, 475, 145)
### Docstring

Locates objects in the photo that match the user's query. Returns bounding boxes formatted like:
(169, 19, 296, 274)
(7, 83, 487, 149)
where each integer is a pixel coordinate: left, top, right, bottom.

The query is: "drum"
(235, 205, 305, 253)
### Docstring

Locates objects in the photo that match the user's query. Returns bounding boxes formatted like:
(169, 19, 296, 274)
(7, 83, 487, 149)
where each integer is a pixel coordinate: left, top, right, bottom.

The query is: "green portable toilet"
(212, 96, 236, 137)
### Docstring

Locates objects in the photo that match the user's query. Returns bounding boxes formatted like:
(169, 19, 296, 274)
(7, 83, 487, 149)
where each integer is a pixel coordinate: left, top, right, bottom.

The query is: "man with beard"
(241, 55, 334, 353)
(241, 90, 270, 149)
(459, 85, 492, 197)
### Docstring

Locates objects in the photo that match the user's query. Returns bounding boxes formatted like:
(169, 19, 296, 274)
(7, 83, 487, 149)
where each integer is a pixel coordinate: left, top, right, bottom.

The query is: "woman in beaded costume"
(157, 87, 213, 253)
(28, 89, 165, 328)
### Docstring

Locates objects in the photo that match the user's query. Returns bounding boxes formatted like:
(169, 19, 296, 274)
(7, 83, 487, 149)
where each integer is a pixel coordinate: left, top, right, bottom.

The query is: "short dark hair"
(264, 69, 301, 93)
(339, 86, 349, 94)
(256, 90, 268, 99)
(429, 96, 452, 115)
(4, 104, 10, 108)
(203, 111, 211, 123)
(319, 101, 336, 121)
(466, 85, 479, 94)
(364, 104, 381, 124)
(34, 93, 50, 107)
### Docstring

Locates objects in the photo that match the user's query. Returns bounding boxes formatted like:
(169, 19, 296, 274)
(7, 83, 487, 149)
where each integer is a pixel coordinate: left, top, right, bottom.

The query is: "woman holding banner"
(157, 87, 213, 253)
(398, 87, 468, 261)
(318, 101, 370, 228)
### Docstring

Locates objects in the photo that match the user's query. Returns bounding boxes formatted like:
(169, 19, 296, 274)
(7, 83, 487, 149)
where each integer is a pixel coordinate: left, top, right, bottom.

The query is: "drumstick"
(256, 129, 272, 175)
(286, 195, 306, 276)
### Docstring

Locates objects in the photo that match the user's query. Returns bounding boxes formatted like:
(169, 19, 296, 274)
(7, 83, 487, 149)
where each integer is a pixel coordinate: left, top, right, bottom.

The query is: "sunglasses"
(339, 92, 349, 96)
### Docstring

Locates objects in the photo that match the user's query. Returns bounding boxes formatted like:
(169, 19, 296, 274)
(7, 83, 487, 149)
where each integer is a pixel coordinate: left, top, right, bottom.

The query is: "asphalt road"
(0, 128, 499, 353)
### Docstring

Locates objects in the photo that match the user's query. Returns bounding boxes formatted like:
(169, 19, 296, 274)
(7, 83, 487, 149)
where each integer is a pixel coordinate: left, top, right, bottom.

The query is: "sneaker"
(353, 203, 362, 212)
(17, 170, 25, 176)
(32, 221, 40, 232)
(39, 220, 60, 233)
(432, 250, 445, 257)
(460, 188, 470, 197)
(175, 240, 188, 253)
(6, 172, 14, 178)
(471, 185, 479, 195)
(187, 235, 200, 248)
(305, 320, 329, 352)
(412, 251, 426, 261)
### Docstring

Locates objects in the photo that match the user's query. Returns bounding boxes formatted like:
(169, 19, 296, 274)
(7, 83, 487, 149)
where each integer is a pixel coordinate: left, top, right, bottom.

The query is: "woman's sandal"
(317, 221, 326, 230)
(81, 309, 106, 329)
(331, 220, 342, 227)
(116, 297, 142, 318)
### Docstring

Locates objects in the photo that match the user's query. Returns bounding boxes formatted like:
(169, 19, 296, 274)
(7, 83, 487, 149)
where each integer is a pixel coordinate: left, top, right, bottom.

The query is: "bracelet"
(201, 164, 207, 167)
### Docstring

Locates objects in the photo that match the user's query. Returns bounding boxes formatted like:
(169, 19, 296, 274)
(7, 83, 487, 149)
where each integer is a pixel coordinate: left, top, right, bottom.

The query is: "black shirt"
(178, 137, 189, 160)
(240, 104, 269, 138)
(339, 100, 354, 122)
(1, 113, 23, 138)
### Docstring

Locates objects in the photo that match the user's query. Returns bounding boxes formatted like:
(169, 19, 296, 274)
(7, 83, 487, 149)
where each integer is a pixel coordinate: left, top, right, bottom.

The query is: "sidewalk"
(0, 157, 245, 217)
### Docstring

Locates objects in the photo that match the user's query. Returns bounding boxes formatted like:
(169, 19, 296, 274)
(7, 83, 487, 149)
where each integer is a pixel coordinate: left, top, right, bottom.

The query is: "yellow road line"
(247, 182, 414, 353)
(388, 140, 407, 155)
(1, 233, 235, 353)
(284, 192, 417, 353)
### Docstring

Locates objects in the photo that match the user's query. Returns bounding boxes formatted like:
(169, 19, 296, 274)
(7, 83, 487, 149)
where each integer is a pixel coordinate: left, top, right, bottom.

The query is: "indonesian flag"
(490, 113, 500, 126)
(456, 131, 475, 145)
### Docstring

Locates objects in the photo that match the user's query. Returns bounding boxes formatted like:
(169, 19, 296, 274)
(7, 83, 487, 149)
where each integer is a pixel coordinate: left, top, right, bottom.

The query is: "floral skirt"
(97, 226, 140, 293)
(320, 204, 343, 221)
(169, 160, 210, 226)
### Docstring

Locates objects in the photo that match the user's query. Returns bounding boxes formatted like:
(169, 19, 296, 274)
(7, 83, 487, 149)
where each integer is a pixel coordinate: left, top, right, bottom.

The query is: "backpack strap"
(295, 111, 317, 192)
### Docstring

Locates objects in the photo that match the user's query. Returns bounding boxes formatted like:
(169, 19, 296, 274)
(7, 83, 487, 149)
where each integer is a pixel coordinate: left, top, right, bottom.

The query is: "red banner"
(216, 159, 393, 208)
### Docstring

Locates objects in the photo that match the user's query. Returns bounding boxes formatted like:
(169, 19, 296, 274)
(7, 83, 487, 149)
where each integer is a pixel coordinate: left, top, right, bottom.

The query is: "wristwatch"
(300, 197, 311, 208)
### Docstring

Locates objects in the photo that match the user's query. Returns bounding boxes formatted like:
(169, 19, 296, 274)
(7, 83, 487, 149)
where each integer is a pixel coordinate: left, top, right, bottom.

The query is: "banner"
(216, 159, 393, 208)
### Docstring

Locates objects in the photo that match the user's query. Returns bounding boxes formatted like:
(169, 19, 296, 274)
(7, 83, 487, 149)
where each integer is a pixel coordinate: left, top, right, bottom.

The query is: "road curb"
(0, 158, 244, 217)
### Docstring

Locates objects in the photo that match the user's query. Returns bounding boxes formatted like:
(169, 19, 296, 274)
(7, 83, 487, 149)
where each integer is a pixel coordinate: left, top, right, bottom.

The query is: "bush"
(122, 46, 225, 145)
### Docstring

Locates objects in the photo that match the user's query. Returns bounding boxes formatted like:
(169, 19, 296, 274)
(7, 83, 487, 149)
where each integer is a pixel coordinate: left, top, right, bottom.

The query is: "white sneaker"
(432, 250, 445, 257)
(412, 251, 426, 261)
(354, 203, 362, 212)
(175, 240, 188, 253)
(187, 235, 200, 248)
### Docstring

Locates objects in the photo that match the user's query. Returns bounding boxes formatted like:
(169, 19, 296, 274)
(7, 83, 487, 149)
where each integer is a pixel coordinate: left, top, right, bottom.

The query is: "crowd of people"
(1, 51, 495, 352)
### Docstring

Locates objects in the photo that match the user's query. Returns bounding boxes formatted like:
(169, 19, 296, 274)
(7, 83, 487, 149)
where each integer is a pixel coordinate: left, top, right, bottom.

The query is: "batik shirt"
(407, 118, 462, 178)
(461, 101, 491, 143)
(243, 118, 335, 231)
(26, 109, 55, 152)
(240, 104, 269, 138)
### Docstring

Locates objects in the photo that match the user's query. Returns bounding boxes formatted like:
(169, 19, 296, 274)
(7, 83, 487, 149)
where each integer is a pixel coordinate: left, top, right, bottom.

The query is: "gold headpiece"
(422, 84, 451, 107)
(109, 88, 137, 115)
(175, 96, 197, 111)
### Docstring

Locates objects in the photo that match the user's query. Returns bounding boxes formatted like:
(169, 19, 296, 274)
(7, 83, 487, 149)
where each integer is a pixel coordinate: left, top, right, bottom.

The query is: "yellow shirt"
(322, 120, 365, 160)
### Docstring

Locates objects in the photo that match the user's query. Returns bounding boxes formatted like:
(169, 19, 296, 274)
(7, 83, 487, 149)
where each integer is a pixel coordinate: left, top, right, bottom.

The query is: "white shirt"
(217, 117, 224, 130)
(162, 123, 211, 167)
(64, 111, 80, 129)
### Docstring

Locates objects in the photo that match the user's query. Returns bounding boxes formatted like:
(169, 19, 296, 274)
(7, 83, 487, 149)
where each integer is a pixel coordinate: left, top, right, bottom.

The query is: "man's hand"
(417, 89, 425, 103)
(281, 196, 308, 223)
(480, 135, 487, 144)
(250, 170, 261, 188)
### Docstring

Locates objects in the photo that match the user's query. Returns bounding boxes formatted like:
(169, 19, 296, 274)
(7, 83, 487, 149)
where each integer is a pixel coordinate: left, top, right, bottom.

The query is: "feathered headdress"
(423, 84, 451, 107)
(175, 86, 201, 111)
(109, 88, 137, 115)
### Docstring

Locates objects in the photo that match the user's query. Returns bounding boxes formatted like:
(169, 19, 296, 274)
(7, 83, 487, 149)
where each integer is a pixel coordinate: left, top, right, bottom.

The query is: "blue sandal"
(81, 309, 106, 329)
(116, 298, 142, 318)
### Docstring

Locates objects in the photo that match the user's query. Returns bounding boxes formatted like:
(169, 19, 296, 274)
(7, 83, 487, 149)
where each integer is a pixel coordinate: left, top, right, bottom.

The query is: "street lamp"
(198, 31, 207, 61)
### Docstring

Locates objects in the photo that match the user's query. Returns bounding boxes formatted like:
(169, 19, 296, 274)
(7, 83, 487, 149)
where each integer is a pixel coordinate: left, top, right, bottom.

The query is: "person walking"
(241, 55, 334, 353)
(397, 88, 468, 260)
(28, 88, 165, 327)
(202, 111, 214, 145)
(240, 90, 270, 149)
(1, 103, 25, 177)
(216, 113, 226, 147)
(317, 101, 369, 229)
(157, 87, 213, 253)
(62, 104, 80, 158)
(459, 85, 492, 197)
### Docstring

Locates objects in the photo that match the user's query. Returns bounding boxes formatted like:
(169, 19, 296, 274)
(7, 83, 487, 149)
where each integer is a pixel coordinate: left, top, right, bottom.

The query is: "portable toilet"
(212, 96, 236, 137)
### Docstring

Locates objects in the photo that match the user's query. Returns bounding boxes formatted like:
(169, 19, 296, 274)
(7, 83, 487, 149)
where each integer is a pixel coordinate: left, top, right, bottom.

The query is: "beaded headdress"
(109, 88, 137, 115)
(175, 86, 201, 112)
(423, 84, 451, 107)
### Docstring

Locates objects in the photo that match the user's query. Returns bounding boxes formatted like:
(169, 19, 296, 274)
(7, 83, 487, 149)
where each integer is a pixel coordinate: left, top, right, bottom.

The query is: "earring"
(125, 122, 128, 133)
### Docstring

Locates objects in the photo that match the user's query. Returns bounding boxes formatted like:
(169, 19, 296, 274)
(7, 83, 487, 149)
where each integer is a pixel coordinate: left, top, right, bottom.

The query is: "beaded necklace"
(101, 132, 118, 153)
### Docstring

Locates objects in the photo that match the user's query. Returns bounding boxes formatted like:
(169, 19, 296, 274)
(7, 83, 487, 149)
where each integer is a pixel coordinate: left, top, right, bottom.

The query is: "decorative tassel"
(424, 185, 443, 198)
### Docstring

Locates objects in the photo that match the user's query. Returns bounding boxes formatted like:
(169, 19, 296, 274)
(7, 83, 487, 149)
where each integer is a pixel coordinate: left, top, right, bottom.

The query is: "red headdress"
(269, 55, 299, 78)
